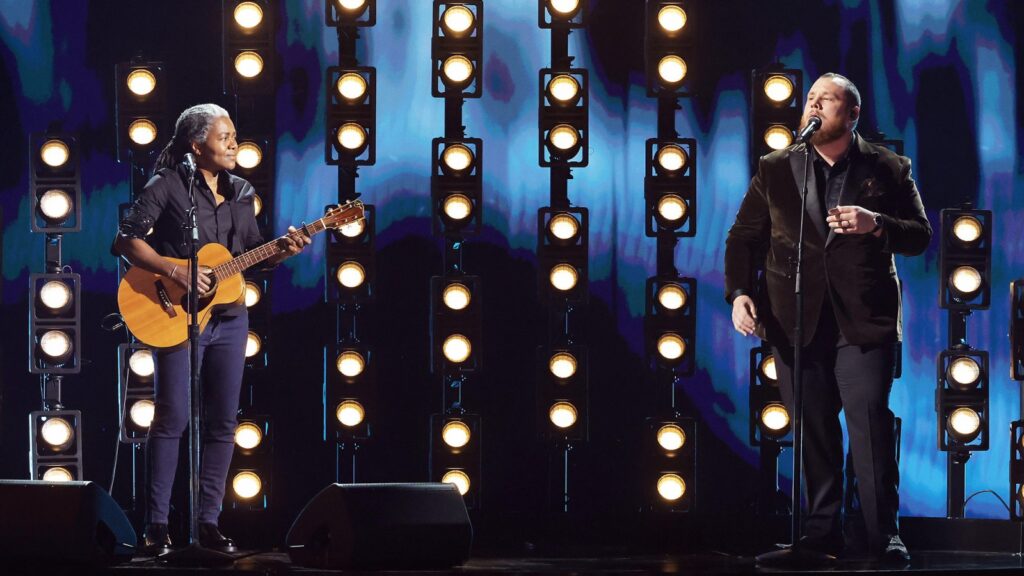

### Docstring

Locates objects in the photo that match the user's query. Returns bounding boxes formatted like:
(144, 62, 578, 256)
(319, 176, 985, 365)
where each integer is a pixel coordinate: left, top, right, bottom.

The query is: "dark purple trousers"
(147, 310, 248, 526)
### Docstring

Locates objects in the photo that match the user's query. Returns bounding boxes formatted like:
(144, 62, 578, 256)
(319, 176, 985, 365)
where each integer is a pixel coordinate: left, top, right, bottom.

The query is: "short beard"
(810, 122, 849, 146)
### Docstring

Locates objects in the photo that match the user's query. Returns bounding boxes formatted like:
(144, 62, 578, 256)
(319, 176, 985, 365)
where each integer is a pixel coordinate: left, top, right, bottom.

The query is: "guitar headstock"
(323, 200, 366, 230)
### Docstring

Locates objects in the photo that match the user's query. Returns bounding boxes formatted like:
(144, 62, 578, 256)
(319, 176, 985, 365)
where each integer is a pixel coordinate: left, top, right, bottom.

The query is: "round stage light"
(40, 139, 70, 168)
(547, 124, 580, 154)
(129, 348, 155, 378)
(235, 422, 263, 450)
(41, 417, 73, 449)
(658, 5, 687, 32)
(549, 352, 578, 380)
(549, 402, 578, 429)
(39, 330, 73, 362)
(764, 125, 794, 150)
(657, 424, 686, 451)
(126, 69, 157, 96)
(443, 283, 471, 311)
(442, 144, 474, 175)
(236, 142, 263, 169)
(337, 0, 367, 11)
(42, 467, 73, 482)
(337, 73, 368, 102)
(38, 189, 73, 223)
(442, 5, 475, 37)
(952, 215, 983, 246)
(253, 194, 263, 216)
(442, 421, 471, 448)
(548, 213, 580, 243)
(546, 74, 581, 106)
(442, 334, 472, 364)
(232, 471, 262, 499)
(443, 194, 473, 222)
(128, 119, 158, 146)
(656, 144, 688, 174)
(549, 264, 579, 292)
(339, 218, 366, 239)
(336, 400, 365, 427)
(656, 194, 687, 226)
(947, 407, 981, 442)
(336, 261, 366, 289)
(234, 51, 264, 78)
(657, 474, 686, 501)
(245, 332, 262, 358)
(233, 2, 264, 29)
(337, 123, 368, 152)
(657, 283, 686, 311)
(548, 0, 580, 17)
(658, 55, 687, 85)
(763, 75, 795, 104)
(39, 280, 73, 313)
(657, 333, 685, 361)
(949, 266, 982, 299)
(244, 281, 262, 308)
(442, 470, 471, 495)
(336, 351, 366, 378)
(947, 356, 981, 390)
(760, 403, 791, 436)
(442, 55, 474, 87)
(129, 399, 155, 429)
(759, 354, 778, 382)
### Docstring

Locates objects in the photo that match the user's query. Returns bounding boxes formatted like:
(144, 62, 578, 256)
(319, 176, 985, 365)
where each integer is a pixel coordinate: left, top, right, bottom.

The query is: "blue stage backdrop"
(0, 0, 1021, 521)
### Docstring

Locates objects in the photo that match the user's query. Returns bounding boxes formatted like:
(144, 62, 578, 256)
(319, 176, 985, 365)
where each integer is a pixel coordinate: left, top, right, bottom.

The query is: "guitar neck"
(212, 218, 329, 280)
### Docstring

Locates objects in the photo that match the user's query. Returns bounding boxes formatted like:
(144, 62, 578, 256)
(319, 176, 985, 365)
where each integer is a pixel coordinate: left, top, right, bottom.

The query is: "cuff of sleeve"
(726, 289, 749, 305)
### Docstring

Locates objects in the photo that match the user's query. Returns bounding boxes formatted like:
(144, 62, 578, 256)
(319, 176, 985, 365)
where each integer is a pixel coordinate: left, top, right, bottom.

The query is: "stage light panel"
(30, 410, 83, 480)
(645, 138, 696, 237)
(432, 1, 482, 97)
(940, 207, 992, 310)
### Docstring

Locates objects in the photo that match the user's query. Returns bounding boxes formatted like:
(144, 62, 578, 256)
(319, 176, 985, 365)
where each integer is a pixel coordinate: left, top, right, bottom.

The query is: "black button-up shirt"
(119, 164, 263, 259)
(812, 137, 858, 221)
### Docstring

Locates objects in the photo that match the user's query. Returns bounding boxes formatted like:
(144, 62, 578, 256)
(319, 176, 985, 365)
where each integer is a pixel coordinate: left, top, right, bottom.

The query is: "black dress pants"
(771, 301, 900, 553)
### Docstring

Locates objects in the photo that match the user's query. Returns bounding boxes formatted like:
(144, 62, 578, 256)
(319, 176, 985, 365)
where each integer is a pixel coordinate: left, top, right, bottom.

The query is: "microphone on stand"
(797, 116, 822, 143)
(182, 152, 197, 173)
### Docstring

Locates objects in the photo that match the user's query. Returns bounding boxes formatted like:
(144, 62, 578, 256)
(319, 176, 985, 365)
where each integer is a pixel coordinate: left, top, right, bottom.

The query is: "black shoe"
(798, 534, 844, 557)
(141, 523, 173, 556)
(882, 535, 910, 563)
(198, 523, 238, 553)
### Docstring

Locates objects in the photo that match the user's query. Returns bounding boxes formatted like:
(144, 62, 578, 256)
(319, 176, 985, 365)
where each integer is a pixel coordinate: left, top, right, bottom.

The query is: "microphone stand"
(160, 162, 234, 566)
(757, 133, 833, 567)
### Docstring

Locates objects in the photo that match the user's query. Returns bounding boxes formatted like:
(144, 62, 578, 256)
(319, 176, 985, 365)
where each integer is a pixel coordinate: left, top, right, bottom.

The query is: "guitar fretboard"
(209, 204, 356, 280)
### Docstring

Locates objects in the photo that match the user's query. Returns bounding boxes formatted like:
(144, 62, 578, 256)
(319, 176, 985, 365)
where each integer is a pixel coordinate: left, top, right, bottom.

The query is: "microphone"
(797, 116, 822, 143)
(182, 152, 196, 173)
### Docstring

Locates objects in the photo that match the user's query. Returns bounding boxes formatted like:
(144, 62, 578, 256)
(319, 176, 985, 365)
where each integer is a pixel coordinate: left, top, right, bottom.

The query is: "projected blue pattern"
(1, 0, 1020, 518)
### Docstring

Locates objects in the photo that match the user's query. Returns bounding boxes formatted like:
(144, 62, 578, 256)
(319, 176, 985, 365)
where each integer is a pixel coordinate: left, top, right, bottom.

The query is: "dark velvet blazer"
(724, 134, 932, 348)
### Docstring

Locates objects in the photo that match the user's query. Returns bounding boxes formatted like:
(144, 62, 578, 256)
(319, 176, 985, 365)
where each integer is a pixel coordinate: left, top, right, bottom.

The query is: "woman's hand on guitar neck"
(168, 265, 212, 296)
(268, 225, 312, 265)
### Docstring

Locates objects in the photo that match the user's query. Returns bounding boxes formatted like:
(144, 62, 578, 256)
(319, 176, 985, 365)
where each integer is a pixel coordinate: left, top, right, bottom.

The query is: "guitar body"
(117, 243, 245, 348)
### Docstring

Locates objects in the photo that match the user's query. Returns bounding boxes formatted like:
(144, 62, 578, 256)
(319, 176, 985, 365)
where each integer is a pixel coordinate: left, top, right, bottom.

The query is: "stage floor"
(7, 550, 1022, 576)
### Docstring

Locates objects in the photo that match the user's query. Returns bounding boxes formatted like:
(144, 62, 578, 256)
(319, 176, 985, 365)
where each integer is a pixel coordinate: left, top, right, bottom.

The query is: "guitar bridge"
(154, 279, 178, 318)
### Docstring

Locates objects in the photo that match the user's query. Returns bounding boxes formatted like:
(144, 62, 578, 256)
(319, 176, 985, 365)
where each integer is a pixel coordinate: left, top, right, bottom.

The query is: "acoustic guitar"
(117, 201, 364, 348)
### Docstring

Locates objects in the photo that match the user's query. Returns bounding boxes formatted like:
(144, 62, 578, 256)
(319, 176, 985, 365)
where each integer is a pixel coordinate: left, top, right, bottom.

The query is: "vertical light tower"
(428, 1, 485, 508)
(640, 0, 697, 513)
(746, 66, 801, 516)
(936, 205, 993, 518)
(1010, 280, 1024, 518)
(28, 132, 84, 482)
(324, 0, 378, 483)
(113, 56, 167, 510)
(536, 0, 590, 513)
